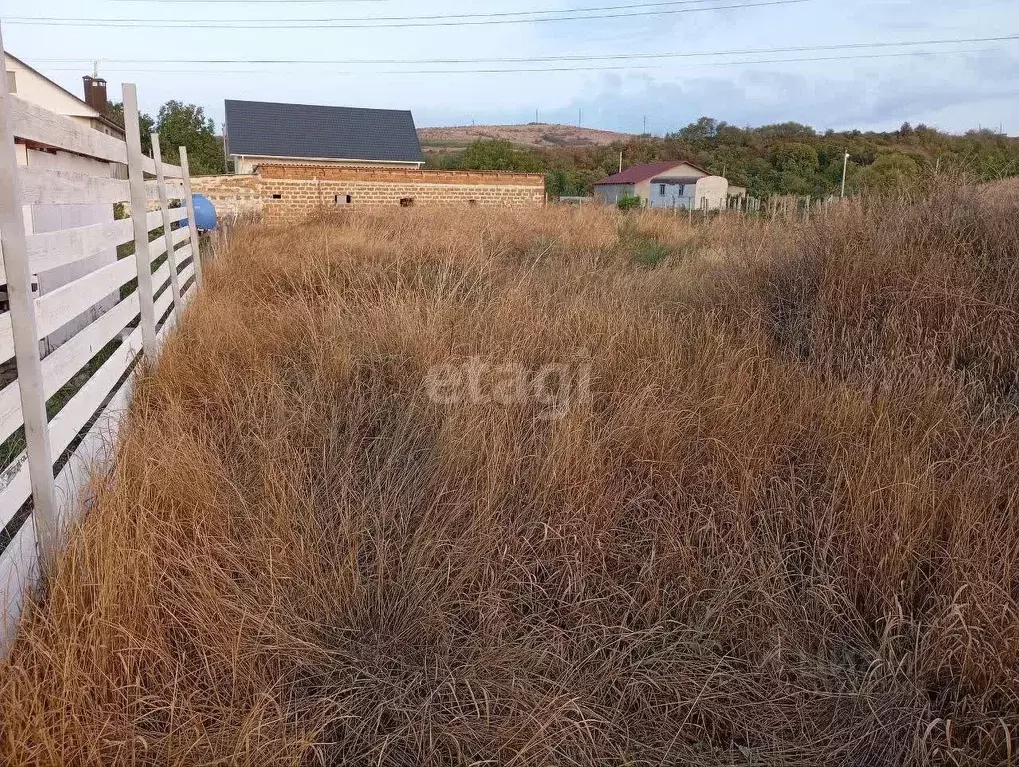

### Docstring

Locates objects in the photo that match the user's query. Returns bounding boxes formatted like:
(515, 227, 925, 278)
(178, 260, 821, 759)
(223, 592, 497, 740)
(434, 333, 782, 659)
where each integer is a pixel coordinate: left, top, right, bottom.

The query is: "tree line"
(106, 99, 225, 176)
(428, 117, 1019, 199)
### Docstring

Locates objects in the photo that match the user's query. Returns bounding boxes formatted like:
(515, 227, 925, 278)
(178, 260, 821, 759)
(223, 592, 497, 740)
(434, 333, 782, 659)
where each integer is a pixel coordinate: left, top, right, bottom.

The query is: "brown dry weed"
(1, 187, 1018, 765)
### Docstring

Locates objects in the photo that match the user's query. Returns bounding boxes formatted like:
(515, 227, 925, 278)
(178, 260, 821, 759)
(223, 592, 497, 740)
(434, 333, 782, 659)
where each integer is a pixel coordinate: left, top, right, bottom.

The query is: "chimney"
(83, 75, 108, 114)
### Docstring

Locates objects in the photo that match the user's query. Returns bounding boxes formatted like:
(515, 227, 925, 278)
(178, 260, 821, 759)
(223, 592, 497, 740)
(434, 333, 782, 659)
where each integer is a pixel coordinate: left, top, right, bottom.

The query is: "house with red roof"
(593, 160, 713, 207)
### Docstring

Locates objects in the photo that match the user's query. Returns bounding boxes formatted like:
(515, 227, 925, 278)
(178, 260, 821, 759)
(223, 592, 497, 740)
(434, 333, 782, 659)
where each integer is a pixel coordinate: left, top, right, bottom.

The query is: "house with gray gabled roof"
(225, 99, 425, 175)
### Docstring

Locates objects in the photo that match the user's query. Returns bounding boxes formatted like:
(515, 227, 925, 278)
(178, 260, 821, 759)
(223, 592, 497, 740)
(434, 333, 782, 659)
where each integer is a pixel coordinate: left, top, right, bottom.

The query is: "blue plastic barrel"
(191, 194, 218, 231)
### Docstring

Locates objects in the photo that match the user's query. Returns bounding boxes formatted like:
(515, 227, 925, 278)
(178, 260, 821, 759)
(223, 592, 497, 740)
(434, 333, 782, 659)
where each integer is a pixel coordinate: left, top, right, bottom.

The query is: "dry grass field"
(1, 186, 1018, 765)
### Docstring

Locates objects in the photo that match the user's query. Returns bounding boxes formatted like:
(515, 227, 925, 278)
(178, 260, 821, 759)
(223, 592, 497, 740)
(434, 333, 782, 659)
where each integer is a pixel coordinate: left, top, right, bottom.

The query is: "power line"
(101, 0, 723, 9)
(2, 0, 809, 29)
(111, 0, 757, 18)
(30, 34, 1019, 66)
(35, 49, 1003, 76)
(109, 0, 390, 2)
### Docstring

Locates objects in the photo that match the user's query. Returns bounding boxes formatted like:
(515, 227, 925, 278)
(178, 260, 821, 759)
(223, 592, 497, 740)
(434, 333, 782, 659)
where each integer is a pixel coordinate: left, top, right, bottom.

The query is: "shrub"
(617, 194, 643, 210)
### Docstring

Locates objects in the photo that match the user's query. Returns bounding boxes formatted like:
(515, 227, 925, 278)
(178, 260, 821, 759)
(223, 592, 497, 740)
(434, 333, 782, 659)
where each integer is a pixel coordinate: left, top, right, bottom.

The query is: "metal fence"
(0, 32, 207, 647)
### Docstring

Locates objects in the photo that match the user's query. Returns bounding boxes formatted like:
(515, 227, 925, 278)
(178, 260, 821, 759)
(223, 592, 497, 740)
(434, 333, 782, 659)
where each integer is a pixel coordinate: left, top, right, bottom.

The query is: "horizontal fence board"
(5, 209, 184, 284)
(24, 218, 133, 279)
(19, 167, 131, 206)
(49, 327, 141, 460)
(0, 517, 37, 654)
(10, 95, 128, 166)
(180, 274, 197, 308)
(53, 366, 135, 543)
(157, 308, 178, 341)
(171, 226, 191, 247)
(145, 180, 186, 201)
(152, 263, 172, 304)
(174, 243, 193, 268)
(0, 380, 21, 453)
(141, 157, 183, 179)
(0, 314, 13, 367)
(0, 453, 31, 531)
(35, 257, 136, 340)
(0, 293, 140, 452)
(150, 226, 191, 260)
(41, 294, 141, 411)
(178, 261, 195, 288)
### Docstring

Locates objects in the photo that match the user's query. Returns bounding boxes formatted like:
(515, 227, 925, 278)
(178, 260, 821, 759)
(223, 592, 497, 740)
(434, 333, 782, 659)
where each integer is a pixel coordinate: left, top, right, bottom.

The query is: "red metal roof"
(593, 160, 709, 186)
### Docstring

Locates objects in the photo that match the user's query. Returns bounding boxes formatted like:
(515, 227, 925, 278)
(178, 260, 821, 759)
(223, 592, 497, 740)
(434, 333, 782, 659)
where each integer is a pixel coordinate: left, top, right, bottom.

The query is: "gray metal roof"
(225, 99, 424, 164)
(651, 176, 702, 185)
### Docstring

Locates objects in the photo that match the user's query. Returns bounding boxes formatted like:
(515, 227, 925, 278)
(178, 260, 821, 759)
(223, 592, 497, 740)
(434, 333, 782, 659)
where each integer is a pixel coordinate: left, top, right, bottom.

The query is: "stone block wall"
(190, 165, 546, 224)
(189, 174, 263, 219)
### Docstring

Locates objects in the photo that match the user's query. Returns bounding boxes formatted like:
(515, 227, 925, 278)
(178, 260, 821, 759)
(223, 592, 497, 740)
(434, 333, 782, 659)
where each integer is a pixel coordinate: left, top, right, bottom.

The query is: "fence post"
(179, 147, 203, 287)
(123, 84, 157, 357)
(150, 133, 183, 314)
(0, 31, 60, 569)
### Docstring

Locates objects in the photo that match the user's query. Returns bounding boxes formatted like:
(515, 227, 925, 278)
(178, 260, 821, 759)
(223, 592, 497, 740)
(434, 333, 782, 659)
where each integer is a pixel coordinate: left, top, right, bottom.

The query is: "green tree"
(856, 153, 919, 193)
(456, 140, 545, 173)
(673, 117, 721, 142)
(106, 101, 154, 155)
(156, 101, 224, 175)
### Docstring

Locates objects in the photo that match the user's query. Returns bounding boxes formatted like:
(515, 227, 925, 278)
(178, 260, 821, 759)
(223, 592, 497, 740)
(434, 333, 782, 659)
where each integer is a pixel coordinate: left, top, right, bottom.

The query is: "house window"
(659, 184, 667, 195)
(271, 193, 283, 200)
(335, 194, 352, 205)
(6, 71, 15, 93)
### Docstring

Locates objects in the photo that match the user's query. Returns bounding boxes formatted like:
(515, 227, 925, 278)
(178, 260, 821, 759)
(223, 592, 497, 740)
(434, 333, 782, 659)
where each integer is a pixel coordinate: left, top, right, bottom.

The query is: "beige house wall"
(233, 155, 424, 175)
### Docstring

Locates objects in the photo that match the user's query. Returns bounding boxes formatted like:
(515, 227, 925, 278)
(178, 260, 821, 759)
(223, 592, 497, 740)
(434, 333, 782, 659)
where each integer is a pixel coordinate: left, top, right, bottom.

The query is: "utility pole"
(535, 108, 539, 124)
(840, 151, 850, 198)
(578, 108, 583, 127)
(619, 151, 623, 173)
(643, 115, 648, 135)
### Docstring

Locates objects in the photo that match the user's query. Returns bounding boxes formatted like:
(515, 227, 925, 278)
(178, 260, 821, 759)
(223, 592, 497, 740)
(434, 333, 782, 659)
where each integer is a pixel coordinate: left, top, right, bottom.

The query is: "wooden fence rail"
(0, 28, 210, 649)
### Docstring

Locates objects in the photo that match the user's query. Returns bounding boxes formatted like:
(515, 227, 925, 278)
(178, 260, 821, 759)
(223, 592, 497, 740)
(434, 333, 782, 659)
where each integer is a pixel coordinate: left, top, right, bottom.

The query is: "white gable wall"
(5, 55, 97, 123)
(649, 175, 729, 211)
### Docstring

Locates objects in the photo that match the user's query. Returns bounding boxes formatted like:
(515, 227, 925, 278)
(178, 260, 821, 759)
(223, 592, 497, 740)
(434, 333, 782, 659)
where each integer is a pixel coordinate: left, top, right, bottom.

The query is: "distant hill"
(418, 123, 632, 151)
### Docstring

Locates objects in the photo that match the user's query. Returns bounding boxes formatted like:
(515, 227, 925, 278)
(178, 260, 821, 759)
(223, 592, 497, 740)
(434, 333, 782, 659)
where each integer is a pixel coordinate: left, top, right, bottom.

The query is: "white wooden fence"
(0, 34, 207, 647)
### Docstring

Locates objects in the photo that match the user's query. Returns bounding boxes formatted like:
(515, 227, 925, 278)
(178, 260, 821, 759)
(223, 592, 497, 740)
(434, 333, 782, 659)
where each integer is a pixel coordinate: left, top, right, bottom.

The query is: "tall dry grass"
(1, 186, 1018, 765)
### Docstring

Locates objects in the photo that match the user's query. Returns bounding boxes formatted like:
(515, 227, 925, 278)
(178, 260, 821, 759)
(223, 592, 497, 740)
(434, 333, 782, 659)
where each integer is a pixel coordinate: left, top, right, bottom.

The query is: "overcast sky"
(2, 0, 1018, 135)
